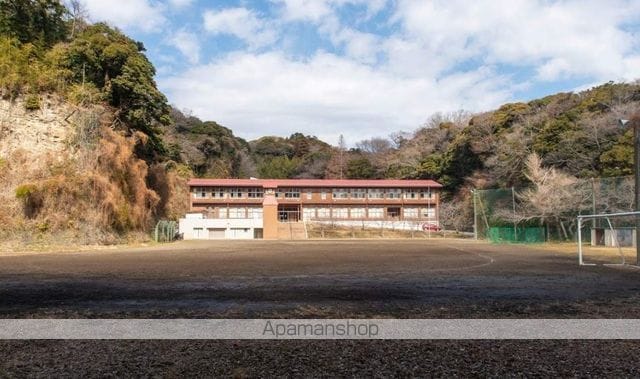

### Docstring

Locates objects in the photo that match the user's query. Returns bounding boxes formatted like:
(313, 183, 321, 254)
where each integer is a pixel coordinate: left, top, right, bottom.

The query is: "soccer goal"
(577, 211, 640, 266)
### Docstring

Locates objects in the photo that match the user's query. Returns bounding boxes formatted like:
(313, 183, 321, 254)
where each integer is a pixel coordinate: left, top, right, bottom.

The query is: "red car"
(422, 223, 441, 232)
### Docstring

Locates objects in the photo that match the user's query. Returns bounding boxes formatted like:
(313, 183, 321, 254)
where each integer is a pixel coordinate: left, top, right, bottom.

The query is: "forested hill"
(0, 0, 638, 244)
(356, 82, 640, 192)
(171, 80, 640, 194)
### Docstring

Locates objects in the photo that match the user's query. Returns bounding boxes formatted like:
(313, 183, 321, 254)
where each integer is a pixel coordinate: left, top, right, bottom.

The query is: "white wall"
(179, 217, 264, 240)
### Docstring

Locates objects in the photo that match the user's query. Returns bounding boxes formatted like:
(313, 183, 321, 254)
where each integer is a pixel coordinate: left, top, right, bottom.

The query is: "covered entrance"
(278, 205, 300, 222)
(387, 207, 401, 218)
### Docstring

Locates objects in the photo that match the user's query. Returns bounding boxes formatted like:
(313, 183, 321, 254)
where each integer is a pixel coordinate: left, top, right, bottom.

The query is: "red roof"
(187, 178, 443, 188)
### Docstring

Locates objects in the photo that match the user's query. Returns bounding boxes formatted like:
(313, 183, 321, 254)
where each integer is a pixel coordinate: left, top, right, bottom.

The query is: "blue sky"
(78, 0, 640, 144)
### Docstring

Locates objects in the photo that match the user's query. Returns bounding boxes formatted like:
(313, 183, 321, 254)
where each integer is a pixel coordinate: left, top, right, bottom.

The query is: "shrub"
(15, 184, 36, 199)
(24, 94, 40, 110)
(15, 183, 42, 218)
(66, 83, 103, 106)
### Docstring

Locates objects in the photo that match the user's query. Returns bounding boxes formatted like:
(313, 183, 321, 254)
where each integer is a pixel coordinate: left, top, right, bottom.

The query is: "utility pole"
(634, 115, 640, 265)
(619, 113, 640, 265)
(512, 187, 517, 241)
(472, 189, 478, 240)
(591, 177, 596, 229)
(338, 134, 346, 179)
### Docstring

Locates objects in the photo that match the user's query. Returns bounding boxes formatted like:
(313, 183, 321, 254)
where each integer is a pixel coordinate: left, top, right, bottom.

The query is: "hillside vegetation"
(0, 0, 639, 246)
(0, 0, 186, 245)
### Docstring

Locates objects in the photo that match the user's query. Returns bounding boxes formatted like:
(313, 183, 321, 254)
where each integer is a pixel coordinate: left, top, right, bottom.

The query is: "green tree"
(346, 157, 376, 179)
(0, 0, 68, 47)
(438, 135, 483, 190)
(600, 129, 633, 176)
(252, 136, 293, 157)
(490, 102, 531, 132)
(416, 154, 444, 179)
(258, 156, 298, 179)
(61, 23, 170, 155)
(532, 113, 579, 156)
(0, 36, 70, 97)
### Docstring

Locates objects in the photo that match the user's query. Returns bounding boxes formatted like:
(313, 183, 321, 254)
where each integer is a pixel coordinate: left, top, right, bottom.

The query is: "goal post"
(577, 211, 640, 266)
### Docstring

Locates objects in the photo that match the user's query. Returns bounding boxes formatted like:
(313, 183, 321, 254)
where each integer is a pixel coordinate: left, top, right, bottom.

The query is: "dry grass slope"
(0, 96, 190, 247)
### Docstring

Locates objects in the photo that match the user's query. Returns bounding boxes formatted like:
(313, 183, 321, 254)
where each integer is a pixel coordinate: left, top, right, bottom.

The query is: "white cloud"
(160, 51, 511, 144)
(203, 8, 278, 49)
(273, 0, 333, 23)
(158, 0, 640, 143)
(80, 0, 166, 32)
(391, 0, 640, 81)
(167, 29, 200, 64)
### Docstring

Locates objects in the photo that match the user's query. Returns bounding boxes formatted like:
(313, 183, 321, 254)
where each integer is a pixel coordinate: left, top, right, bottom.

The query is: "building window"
(420, 188, 433, 198)
(229, 207, 246, 218)
(333, 188, 349, 199)
(387, 207, 401, 217)
(321, 190, 327, 200)
(194, 187, 207, 199)
(317, 208, 330, 218)
(404, 207, 419, 218)
(333, 208, 349, 219)
(211, 187, 225, 198)
(247, 187, 263, 198)
(368, 189, 384, 199)
(218, 208, 228, 219)
(306, 190, 312, 200)
(404, 189, 418, 199)
(368, 207, 384, 218)
(283, 188, 300, 198)
(386, 189, 402, 199)
(229, 188, 244, 198)
(247, 207, 263, 219)
(350, 188, 366, 199)
(303, 207, 316, 220)
(350, 208, 365, 219)
(420, 206, 436, 218)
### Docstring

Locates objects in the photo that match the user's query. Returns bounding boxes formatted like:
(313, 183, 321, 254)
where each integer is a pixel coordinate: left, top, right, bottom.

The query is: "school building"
(179, 178, 442, 240)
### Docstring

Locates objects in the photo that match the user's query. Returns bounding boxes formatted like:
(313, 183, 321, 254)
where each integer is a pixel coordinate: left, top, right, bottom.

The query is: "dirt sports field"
(2, 239, 640, 376)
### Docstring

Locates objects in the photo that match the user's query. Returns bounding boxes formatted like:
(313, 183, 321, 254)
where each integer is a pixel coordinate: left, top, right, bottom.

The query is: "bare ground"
(1, 239, 640, 376)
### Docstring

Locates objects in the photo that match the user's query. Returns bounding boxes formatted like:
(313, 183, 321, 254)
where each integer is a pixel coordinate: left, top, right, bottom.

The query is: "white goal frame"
(577, 211, 640, 266)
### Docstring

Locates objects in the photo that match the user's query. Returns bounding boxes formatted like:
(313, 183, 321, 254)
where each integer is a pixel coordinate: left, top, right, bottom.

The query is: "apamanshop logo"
(263, 320, 379, 338)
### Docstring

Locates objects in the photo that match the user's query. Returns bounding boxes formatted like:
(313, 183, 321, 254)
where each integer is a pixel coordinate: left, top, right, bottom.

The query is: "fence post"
(578, 217, 583, 265)
(512, 187, 517, 241)
(472, 189, 478, 240)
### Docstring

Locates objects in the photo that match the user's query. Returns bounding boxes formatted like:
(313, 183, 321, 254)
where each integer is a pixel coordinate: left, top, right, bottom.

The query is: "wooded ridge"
(0, 0, 638, 244)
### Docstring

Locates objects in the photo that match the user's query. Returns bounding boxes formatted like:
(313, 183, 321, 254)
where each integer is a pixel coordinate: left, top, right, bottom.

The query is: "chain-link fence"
(474, 176, 634, 243)
(154, 220, 178, 242)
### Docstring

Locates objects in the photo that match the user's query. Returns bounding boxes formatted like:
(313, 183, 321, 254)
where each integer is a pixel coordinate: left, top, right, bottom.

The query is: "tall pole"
(633, 115, 640, 265)
(591, 178, 596, 229)
(512, 186, 517, 241)
(472, 189, 478, 240)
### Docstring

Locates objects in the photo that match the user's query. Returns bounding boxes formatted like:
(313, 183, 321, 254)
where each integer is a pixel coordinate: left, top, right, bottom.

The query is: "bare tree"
(338, 134, 346, 179)
(422, 110, 472, 129)
(356, 137, 392, 154)
(506, 153, 591, 240)
(69, 0, 89, 38)
(439, 198, 473, 233)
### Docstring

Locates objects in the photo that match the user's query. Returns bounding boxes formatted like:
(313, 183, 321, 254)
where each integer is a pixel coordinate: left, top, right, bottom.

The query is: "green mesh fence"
(475, 176, 634, 243)
(487, 227, 546, 243)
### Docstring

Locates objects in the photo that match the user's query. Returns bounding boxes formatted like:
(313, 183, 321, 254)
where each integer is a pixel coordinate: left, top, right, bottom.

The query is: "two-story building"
(179, 178, 442, 240)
